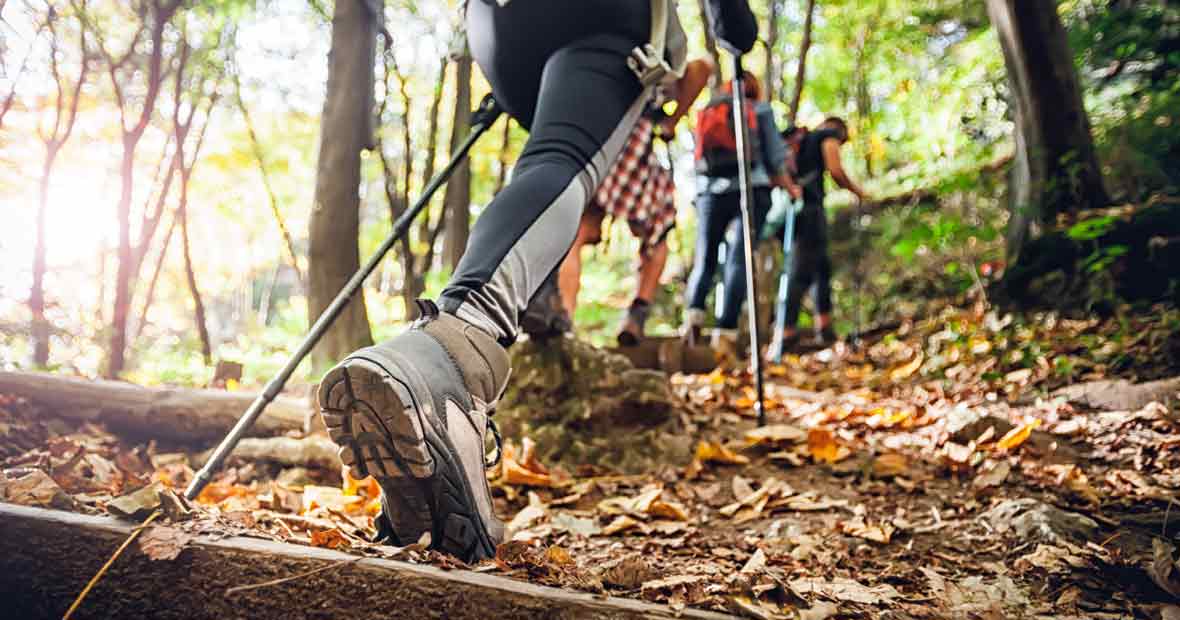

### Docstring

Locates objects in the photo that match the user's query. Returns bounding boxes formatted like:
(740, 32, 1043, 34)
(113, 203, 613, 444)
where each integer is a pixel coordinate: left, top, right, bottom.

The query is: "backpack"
(781, 124, 820, 187)
(693, 95, 759, 177)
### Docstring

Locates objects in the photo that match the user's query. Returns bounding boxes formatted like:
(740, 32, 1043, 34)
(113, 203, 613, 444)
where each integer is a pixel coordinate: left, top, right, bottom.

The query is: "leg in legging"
(439, 34, 648, 345)
(685, 192, 734, 319)
(718, 188, 772, 329)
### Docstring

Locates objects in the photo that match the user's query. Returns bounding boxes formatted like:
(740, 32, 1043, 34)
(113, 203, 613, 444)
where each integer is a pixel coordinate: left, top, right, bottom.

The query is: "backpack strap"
(628, 0, 686, 87)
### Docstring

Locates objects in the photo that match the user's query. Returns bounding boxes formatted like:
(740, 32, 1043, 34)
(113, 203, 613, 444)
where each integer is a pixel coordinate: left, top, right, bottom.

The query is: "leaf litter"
(3, 305, 1180, 617)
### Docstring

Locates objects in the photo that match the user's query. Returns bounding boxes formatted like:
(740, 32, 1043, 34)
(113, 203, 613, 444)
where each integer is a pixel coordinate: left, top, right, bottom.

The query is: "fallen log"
(0, 503, 736, 620)
(0, 371, 310, 444)
(197, 435, 343, 469)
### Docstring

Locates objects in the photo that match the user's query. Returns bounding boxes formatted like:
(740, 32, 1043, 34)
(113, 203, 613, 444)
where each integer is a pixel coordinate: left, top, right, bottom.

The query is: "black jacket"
(707, 0, 757, 54)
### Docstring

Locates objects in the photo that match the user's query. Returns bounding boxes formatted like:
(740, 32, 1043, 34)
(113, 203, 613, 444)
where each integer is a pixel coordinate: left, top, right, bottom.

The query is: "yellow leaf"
(309, 528, 349, 549)
(695, 440, 750, 466)
(996, 419, 1041, 452)
(871, 453, 909, 478)
(500, 441, 557, 487)
(225, 378, 240, 391)
(889, 352, 924, 382)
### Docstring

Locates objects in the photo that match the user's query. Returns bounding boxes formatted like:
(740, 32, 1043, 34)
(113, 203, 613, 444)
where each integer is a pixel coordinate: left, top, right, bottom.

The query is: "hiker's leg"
(440, 32, 649, 344)
(558, 209, 604, 315)
(636, 239, 668, 303)
(718, 188, 772, 329)
(685, 192, 733, 325)
(783, 206, 823, 334)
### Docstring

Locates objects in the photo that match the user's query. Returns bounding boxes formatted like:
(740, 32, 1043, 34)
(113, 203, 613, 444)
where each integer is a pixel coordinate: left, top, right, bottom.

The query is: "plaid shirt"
(592, 117, 677, 254)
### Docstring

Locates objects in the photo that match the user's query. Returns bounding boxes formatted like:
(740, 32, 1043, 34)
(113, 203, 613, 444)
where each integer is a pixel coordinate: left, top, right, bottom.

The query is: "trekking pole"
(728, 55, 766, 427)
(850, 197, 867, 351)
(185, 94, 504, 501)
(768, 193, 799, 363)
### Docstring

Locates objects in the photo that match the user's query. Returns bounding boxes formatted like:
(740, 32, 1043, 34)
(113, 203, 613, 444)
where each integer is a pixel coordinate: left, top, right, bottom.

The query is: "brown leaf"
(740, 548, 768, 574)
(840, 517, 895, 544)
(744, 424, 807, 447)
(1149, 538, 1180, 599)
(138, 525, 194, 561)
(871, 453, 909, 478)
(0, 469, 71, 509)
(603, 515, 644, 536)
(807, 428, 849, 464)
(309, 528, 349, 549)
(501, 441, 557, 487)
(889, 352, 924, 382)
(973, 460, 1011, 489)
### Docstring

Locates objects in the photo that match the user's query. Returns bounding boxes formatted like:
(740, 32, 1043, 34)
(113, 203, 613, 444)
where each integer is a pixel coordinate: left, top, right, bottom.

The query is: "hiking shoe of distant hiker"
(617, 299, 651, 347)
(520, 273, 571, 340)
(317, 300, 510, 562)
(817, 326, 838, 347)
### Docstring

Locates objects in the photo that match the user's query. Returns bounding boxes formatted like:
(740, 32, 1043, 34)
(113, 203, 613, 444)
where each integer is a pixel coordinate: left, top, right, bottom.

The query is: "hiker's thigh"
(440, 33, 647, 344)
(466, 0, 649, 128)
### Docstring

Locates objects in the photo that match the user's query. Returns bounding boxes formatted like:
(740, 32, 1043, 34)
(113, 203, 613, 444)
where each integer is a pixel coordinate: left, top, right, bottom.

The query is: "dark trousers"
(685, 188, 772, 329)
(783, 202, 832, 327)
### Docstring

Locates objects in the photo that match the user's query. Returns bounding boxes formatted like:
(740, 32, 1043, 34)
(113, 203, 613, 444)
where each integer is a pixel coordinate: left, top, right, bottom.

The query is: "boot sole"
(318, 358, 497, 562)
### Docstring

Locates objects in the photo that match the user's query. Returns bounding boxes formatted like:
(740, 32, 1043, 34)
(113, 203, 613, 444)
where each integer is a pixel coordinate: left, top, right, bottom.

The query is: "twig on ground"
(62, 510, 162, 620)
(225, 558, 361, 595)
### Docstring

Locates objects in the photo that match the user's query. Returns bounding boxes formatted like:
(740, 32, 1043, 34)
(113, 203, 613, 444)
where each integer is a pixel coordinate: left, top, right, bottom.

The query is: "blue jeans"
(685, 188, 772, 329)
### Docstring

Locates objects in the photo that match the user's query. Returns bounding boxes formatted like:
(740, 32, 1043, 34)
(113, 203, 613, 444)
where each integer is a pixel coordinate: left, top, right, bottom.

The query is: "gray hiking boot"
(317, 300, 510, 562)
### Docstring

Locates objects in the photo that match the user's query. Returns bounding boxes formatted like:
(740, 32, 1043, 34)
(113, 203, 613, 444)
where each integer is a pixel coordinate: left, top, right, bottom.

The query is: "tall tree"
(763, 0, 780, 98)
(786, 0, 816, 125)
(441, 44, 473, 271)
(91, 0, 183, 378)
(986, 0, 1109, 253)
(308, 0, 378, 371)
(31, 0, 91, 367)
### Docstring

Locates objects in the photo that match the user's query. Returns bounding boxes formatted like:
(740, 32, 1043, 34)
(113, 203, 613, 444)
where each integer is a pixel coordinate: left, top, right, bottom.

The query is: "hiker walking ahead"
(316, 0, 758, 562)
(682, 74, 798, 346)
(778, 116, 870, 350)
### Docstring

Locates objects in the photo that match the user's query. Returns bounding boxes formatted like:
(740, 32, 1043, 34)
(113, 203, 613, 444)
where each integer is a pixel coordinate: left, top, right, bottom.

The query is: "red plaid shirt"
(593, 117, 677, 254)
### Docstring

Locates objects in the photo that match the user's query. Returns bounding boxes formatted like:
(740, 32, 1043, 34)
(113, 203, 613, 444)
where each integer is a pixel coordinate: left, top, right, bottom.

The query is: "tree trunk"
(495, 117, 513, 194)
(764, 0, 780, 98)
(442, 49, 473, 271)
(31, 151, 58, 367)
(787, 0, 816, 126)
(134, 212, 177, 341)
(0, 371, 308, 443)
(308, 0, 377, 371)
(107, 145, 137, 378)
(178, 171, 213, 365)
(985, 0, 1109, 256)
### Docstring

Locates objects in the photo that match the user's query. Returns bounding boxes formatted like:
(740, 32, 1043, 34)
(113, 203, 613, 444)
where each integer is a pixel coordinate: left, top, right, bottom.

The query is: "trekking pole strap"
(185, 95, 503, 501)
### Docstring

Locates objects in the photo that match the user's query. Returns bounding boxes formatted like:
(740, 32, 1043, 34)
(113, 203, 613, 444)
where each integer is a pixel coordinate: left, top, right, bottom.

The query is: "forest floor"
(3, 301, 1180, 619)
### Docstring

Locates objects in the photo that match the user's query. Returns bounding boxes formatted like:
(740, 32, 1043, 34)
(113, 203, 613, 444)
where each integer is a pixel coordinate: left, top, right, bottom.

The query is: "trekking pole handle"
(185, 95, 503, 501)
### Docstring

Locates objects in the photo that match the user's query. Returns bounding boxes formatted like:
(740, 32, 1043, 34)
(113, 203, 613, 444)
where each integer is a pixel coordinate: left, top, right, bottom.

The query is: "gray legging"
(439, 0, 651, 345)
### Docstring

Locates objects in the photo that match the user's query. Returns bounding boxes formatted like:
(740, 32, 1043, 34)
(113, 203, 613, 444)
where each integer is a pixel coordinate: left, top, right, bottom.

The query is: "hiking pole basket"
(185, 94, 504, 501)
(728, 55, 767, 427)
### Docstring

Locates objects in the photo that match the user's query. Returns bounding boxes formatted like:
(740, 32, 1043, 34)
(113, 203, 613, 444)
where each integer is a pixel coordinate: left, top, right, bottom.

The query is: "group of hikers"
(316, 0, 869, 562)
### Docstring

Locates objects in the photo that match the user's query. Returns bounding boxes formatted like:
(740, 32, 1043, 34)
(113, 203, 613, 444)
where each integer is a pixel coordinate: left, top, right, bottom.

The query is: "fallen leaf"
(641, 574, 708, 592)
(107, 482, 163, 518)
(684, 458, 705, 480)
(798, 601, 839, 620)
(309, 528, 349, 549)
(507, 493, 549, 533)
(550, 512, 601, 537)
(695, 441, 750, 466)
(996, 419, 1041, 452)
(745, 424, 807, 447)
(603, 515, 644, 536)
(740, 548, 768, 574)
(732, 475, 755, 500)
(1005, 368, 1033, 384)
(840, 517, 895, 544)
(501, 441, 557, 487)
(0, 469, 72, 509)
(871, 453, 909, 478)
(889, 352, 924, 382)
(807, 428, 848, 464)
(789, 576, 900, 604)
(138, 524, 194, 561)
(1149, 538, 1180, 599)
(545, 545, 573, 566)
(972, 460, 1011, 489)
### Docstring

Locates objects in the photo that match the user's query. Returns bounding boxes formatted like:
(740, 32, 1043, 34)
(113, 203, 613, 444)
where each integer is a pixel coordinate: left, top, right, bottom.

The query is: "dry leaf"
(0, 469, 71, 509)
(684, 458, 705, 480)
(789, 577, 900, 604)
(807, 428, 848, 463)
(309, 528, 349, 549)
(889, 352, 924, 382)
(996, 419, 1041, 452)
(973, 460, 1011, 489)
(1149, 538, 1180, 599)
(840, 517, 895, 544)
(695, 441, 750, 466)
(740, 548, 768, 574)
(138, 524, 194, 561)
(501, 441, 557, 487)
(508, 492, 549, 532)
(871, 453, 909, 478)
(603, 515, 643, 536)
(745, 424, 807, 447)
(798, 601, 840, 620)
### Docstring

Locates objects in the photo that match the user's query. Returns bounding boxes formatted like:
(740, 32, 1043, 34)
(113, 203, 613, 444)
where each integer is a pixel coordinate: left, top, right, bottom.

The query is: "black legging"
(783, 203, 833, 327)
(438, 0, 651, 345)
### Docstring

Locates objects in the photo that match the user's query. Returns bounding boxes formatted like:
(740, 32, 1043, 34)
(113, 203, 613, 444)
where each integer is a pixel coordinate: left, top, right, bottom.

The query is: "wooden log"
(0, 371, 309, 444)
(0, 503, 737, 620)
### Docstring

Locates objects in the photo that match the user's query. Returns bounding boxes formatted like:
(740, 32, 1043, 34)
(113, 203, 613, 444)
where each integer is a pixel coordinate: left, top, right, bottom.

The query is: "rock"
(106, 482, 164, 519)
(497, 337, 692, 473)
(981, 498, 1098, 545)
(1054, 376, 1180, 412)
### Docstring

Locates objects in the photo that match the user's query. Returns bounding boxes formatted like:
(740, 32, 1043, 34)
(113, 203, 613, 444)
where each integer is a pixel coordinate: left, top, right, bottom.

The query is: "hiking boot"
(617, 299, 651, 347)
(817, 326, 838, 347)
(317, 300, 510, 562)
(520, 273, 571, 340)
(682, 308, 706, 347)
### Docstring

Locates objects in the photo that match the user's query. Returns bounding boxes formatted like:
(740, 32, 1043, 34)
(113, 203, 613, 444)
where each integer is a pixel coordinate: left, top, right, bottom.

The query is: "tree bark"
(985, 0, 1109, 256)
(495, 117, 513, 194)
(308, 0, 377, 371)
(764, 0, 780, 98)
(178, 172, 213, 365)
(441, 48, 473, 271)
(31, 153, 56, 367)
(786, 0, 816, 126)
(134, 211, 177, 341)
(0, 371, 308, 443)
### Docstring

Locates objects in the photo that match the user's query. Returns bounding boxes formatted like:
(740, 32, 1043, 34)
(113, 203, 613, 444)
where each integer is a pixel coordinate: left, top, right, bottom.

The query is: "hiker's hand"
(787, 182, 803, 200)
(656, 118, 678, 140)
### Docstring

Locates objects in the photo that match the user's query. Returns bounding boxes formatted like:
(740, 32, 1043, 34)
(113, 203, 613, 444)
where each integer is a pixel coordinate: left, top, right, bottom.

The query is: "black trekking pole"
(185, 94, 504, 501)
(728, 55, 766, 427)
(849, 197, 867, 351)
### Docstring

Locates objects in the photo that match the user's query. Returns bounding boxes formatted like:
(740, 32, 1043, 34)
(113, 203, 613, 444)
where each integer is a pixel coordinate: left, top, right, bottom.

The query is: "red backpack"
(694, 95, 759, 177)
